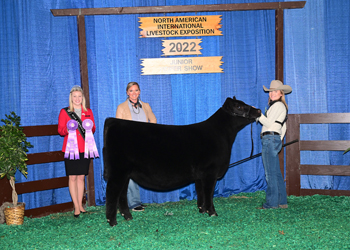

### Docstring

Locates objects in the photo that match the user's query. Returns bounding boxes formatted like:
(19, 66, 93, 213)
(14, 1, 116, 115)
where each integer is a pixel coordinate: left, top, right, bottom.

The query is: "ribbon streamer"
(64, 120, 80, 160)
(83, 119, 99, 158)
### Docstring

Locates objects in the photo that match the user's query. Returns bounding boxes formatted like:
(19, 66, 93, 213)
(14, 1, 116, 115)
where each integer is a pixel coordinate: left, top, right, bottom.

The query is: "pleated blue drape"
(284, 0, 350, 190)
(1, 0, 349, 210)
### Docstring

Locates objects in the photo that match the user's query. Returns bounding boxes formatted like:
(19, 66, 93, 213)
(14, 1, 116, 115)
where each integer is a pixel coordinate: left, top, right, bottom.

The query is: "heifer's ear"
(233, 96, 236, 100)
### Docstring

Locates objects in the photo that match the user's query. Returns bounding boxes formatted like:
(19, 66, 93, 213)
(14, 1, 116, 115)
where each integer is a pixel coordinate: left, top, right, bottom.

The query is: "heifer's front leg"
(119, 178, 133, 221)
(195, 180, 205, 214)
(202, 177, 218, 217)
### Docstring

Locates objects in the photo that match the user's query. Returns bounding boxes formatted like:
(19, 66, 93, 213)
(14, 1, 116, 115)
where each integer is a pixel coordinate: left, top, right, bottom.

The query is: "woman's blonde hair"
(126, 82, 140, 92)
(126, 82, 141, 100)
(268, 90, 288, 110)
(68, 85, 87, 112)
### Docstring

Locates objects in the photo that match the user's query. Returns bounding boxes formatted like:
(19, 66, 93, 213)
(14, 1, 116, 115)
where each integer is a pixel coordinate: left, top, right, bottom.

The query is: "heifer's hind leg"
(104, 146, 121, 226)
(106, 178, 120, 226)
(106, 176, 132, 226)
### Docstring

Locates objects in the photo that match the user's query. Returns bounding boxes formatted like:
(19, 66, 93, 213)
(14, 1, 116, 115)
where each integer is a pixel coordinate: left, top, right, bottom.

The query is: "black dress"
(64, 152, 91, 176)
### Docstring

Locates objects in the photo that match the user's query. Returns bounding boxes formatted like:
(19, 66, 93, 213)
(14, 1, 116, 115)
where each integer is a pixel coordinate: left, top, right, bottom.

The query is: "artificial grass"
(1, 191, 350, 249)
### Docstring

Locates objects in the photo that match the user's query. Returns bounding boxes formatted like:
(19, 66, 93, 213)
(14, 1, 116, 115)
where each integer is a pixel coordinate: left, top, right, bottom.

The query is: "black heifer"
(103, 97, 261, 226)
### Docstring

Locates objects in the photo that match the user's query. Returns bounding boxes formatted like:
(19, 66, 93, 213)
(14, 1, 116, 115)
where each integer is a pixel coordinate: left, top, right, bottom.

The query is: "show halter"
(82, 119, 99, 158)
(221, 99, 255, 157)
(64, 120, 80, 160)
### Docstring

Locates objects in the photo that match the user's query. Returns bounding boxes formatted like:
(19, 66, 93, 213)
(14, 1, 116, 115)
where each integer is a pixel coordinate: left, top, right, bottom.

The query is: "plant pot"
(4, 202, 25, 225)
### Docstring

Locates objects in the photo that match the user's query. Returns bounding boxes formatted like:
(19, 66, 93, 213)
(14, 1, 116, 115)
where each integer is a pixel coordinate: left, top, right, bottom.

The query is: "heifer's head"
(222, 96, 261, 122)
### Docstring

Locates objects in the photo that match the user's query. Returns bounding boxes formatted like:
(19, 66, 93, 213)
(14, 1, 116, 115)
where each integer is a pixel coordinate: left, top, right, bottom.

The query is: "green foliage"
(0, 112, 33, 180)
(344, 147, 350, 155)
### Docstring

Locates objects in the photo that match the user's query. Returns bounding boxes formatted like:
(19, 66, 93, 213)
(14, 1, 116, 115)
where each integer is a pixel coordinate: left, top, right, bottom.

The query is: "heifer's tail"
(103, 118, 114, 180)
(103, 147, 109, 180)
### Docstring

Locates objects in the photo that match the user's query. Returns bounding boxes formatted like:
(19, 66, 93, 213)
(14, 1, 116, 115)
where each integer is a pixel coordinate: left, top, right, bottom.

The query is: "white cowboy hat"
(263, 80, 292, 94)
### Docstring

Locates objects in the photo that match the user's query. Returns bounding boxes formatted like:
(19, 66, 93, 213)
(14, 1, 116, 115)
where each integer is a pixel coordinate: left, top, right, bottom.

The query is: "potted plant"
(344, 148, 350, 155)
(0, 112, 33, 225)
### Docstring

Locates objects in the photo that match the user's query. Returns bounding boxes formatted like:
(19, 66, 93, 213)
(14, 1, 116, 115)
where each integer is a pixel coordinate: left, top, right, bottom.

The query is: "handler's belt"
(261, 131, 280, 138)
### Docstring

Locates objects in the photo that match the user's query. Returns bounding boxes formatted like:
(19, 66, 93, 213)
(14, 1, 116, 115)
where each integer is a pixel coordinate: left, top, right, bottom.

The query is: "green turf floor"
(1, 191, 350, 249)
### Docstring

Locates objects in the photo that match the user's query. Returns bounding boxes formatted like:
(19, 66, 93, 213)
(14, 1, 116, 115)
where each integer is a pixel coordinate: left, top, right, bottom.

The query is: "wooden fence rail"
(285, 113, 350, 197)
(0, 124, 95, 218)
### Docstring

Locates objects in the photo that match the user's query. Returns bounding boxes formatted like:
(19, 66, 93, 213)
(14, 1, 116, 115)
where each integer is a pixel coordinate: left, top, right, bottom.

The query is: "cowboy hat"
(263, 80, 292, 94)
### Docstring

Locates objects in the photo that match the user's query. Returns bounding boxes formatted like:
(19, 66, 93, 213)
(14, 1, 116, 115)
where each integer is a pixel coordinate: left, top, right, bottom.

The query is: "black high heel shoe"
(80, 211, 87, 214)
(74, 210, 80, 218)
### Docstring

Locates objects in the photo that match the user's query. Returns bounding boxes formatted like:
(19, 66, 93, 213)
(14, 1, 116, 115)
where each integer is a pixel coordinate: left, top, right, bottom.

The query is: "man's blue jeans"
(261, 134, 287, 208)
(127, 179, 142, 209)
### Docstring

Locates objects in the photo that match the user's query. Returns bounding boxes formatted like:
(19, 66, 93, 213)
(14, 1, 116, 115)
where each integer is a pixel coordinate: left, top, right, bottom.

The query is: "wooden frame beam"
(50, 1, 306, 206)
(51, 1, 306, 99)
(51, 2, 306, 16)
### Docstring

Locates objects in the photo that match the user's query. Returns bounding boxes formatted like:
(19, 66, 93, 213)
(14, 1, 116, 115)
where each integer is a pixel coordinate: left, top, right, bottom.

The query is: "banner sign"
(139, 15, 222, 38)
(162, 39, 202, 56)
(141, 56, 223, 75)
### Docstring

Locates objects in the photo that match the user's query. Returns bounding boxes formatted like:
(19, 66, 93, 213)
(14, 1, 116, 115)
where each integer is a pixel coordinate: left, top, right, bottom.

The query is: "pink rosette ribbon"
(64, 120, 80, 160)
(82, 119, 99, 158)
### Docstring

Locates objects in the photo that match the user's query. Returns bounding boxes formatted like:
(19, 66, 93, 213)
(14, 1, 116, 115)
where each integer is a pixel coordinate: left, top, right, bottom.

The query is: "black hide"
(103, 97, 261, 226)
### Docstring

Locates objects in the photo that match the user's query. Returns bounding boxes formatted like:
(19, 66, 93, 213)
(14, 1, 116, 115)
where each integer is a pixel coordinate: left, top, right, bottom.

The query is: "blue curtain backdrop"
(0, 0, 349, 210)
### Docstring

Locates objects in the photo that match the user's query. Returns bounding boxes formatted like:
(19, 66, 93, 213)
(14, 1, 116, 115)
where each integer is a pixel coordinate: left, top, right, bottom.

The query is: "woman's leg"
(69, 175, 86, 214)
(77, 175, 86, 212)
(261, 135, 282, 209)
(277, 169, 288, 206)
(68, 175, 80, 215)
(127, 179, 141, 209)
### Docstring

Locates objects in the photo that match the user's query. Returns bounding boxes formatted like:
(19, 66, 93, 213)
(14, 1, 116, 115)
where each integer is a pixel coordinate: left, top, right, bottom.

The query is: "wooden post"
(77, 14, 96, 207)
(285, 114, 301, 196)
(275, 6, 285, 180)
(275, 6, 284, 81)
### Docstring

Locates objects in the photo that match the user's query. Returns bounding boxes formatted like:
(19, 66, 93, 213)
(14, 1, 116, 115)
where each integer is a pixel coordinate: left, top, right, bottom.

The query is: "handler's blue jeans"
(261, 134, 287, 209)
(127, 179, 142, 209)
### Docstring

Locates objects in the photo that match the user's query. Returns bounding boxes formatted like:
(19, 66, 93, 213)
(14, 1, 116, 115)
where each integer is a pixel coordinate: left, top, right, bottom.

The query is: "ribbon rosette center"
(64, 120, 79, 160)
(82, 119, 99, 158)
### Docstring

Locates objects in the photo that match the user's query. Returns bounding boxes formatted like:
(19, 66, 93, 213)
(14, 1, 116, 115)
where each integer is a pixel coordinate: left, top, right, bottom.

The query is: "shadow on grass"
(1, 191, 350, 249)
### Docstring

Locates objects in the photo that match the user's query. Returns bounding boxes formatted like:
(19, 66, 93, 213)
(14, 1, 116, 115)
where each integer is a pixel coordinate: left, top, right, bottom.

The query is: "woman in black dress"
(58, 85, 96, 217)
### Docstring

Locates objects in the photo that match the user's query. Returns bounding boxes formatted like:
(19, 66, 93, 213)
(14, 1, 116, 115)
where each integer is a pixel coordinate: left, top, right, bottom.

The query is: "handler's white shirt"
(258, 101, 287, 140)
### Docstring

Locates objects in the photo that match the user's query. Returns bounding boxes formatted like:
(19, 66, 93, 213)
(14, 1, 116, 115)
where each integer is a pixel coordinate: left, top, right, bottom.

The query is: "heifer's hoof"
(108, 220, 117, 227)
(122, 213, 133, 221)
(198, 207, 206, 214)
(207, 211, 218, 217)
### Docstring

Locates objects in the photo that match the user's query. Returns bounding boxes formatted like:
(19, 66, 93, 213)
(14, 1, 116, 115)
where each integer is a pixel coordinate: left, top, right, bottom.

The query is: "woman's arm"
(258, 102, 286, 128)
(116, 105, 123, 119)
(89, 109, 96, 133)
(144, 103, 157, 123)
(58, 109, 69, 136)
